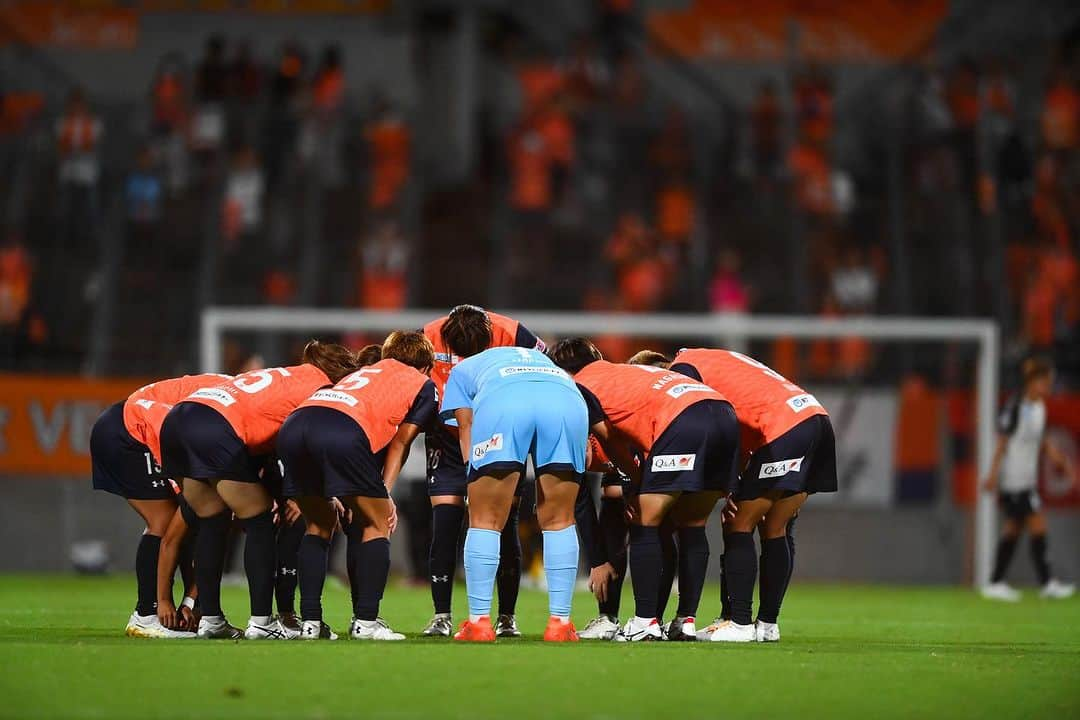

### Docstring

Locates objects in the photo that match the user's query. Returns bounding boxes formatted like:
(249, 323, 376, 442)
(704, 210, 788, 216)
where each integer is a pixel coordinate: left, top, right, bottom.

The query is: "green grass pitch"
(0, 575, 1077, 719)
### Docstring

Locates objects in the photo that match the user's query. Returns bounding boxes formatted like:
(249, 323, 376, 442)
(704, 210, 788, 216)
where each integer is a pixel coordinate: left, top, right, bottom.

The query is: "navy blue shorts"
(90, 402, 175, 500)
(159, 402, 261, 483)
(639, 400, 739, 495)
(425, 424, 468, 497)
(736, 415, 838, 500)
(278, 407, 388, 499)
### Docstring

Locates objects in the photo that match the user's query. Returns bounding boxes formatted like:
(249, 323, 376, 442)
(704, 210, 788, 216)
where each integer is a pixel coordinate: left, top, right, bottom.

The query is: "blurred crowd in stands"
(0, 0, 1078, 388)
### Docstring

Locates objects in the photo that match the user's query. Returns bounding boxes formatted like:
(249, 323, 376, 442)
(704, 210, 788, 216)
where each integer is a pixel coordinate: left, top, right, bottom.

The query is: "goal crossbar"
(200, 307, 1000, 588)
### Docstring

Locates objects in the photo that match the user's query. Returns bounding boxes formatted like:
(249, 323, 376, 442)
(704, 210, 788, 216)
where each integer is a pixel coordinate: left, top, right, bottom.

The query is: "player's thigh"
(1026, 510, 1048, 535)
(633, 492, 679, 527)
(431, 495, 466, 508)
(127, 497, 179, 535)
(761, 492, 808, 538)
(182, 476, 227, 517)
(467, 470, 521, 530)
(668, 490, 723, 528)
(295, 495, 336, 540)
(536, 471, 581, 531)
(216, 478, 273, 519)
(730, 494, 775, 533)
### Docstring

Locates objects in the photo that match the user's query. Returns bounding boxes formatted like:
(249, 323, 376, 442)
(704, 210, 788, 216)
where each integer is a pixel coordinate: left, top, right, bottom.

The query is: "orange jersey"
(298, 359, 437, 453)
(672, 348, 828, 454)
(575, 360, 725, 454)
(422, 311, 543, 396)
(123, 373, 231, 462)
(184, 364, 330, 454)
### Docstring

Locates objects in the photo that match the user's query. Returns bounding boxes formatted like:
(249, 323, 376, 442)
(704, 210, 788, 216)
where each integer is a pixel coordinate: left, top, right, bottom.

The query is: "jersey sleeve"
(515, 323, 546, 352)
(403, 380, 439, 429)
(578, 384, 606, 426)
(668, 361, 702, 382)
(440, 364, 475, 420)
(997, 396, 1019, 435)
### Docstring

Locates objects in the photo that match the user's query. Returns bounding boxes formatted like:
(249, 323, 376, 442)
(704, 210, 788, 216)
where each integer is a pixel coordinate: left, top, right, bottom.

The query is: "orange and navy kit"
(278, 359, 439, 499)
(574, 360, 739, 494)
(160, 365, 331, 485)
(90, 373, 230, 501)
(671, 348, 838, 500)
(422, 311, 544, 496)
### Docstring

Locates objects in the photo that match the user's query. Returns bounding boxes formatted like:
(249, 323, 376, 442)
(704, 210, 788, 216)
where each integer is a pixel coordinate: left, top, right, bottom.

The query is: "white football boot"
(350, 617, 406, 641)
(614, 616, 663, 642)
(1040, 579, 1076, 599)
(300, 620, 339, 640)
(981, 582, 1021, 602)
(707, 619, 756, 643)
(755, 620, 780, 642)
(197, 615, 244, 639)
(124, 612, 162, 638)
(578, 615, 620, 640)
(243, 616, 290, 640)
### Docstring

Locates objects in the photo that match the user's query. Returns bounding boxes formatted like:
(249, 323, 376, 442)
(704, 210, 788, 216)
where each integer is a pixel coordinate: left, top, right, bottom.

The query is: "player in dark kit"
(420, 305, 545, 637)
(278, 331, 439, 640)
(670, 347, 838, 642)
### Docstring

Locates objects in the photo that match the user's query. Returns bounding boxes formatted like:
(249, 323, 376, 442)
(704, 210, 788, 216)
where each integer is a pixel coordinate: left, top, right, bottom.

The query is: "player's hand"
(589, 563, 618, 603)
(179, 604, 199, 631)
(721, 496, 738, 524)
(387, 498, 399, 535)
(331, 497, 353, 526)
(283, 499, 302, 525)
(157, 599, 179, 630)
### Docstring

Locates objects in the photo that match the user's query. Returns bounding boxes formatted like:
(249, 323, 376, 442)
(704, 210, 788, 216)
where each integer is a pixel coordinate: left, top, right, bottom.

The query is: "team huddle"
(90, 305, 838, 643)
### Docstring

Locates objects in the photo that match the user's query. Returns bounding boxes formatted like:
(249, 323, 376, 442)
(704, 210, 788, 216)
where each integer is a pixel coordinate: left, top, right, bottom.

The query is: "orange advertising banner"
(649, 0, 948, 62)
(0, 2, 138, 50)
(0, 374, 145, 476)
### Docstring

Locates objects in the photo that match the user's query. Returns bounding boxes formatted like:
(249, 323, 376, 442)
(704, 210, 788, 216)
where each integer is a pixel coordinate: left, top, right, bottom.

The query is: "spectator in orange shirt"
(357, 220, 410, 311)
(605, 212, 670, 312)
(0, 238, 34, 369)
(788, 138, 833, 218)
(365, 99, 411, 213)
(794, 65, 833, 145)
(1041, 65, 1079, 153)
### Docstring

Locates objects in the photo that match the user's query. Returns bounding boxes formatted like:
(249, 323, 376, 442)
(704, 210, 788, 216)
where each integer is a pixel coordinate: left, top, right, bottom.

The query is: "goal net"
(200, 307, 1000, 588)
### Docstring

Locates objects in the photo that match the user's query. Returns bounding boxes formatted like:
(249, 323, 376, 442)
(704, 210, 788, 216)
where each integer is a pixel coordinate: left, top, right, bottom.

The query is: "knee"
(537, 504, 575, 532)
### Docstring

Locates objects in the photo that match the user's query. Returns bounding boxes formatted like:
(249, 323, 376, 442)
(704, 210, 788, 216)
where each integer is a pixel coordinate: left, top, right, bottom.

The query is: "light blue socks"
(463, 528, 501, 620)
(543, 525, 579, 618)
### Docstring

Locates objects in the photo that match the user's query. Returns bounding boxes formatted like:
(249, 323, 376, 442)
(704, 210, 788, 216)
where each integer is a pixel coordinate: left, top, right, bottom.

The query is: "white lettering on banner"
(666, 383, 714, 399)
(786, 394, 821, 412)
(758, 457, 805, 479)
(651, 454, 696, 472)
(310, 389, 359, 407)
(812, 389, 896, 507)
(498, 366, 568, 378)
(472, 433, 504, 461)
(29, 401, 65, 452)
(189, 387, 237, 407)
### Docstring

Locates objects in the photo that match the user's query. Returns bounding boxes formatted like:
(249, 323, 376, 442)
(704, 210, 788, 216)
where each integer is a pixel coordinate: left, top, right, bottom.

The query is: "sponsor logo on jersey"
(666, 383, 714, 399)
(309, 389, 359, 407)
(758, 457, 804, 479)
(189, 387, 236, 406)
(498, 365, 568, 378)
(786, 394, 821, 412)
(651, 454, 696, 472)
(472, 433, 504, 461)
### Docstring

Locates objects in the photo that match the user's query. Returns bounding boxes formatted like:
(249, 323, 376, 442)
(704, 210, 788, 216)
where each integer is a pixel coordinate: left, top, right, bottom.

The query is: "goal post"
(200, 307, 1000, 587)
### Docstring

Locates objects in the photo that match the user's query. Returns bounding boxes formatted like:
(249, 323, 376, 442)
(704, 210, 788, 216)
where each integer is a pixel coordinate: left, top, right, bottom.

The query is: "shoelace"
(582, 617, 609, 632)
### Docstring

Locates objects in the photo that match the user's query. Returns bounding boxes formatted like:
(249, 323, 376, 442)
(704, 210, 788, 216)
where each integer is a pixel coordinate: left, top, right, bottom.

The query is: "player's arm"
(383, 381, 439, 494)
(1042, 437, 1075, 483)
(981, 434, 1008, 493)
(454, 408, 474, 464)
(591, 419, 642, 489)
(157, 506, 195, 630)
(514, 323, 546, 352)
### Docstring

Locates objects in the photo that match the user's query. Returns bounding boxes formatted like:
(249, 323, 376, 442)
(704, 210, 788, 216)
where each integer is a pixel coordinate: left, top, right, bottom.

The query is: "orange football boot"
(543, 617, 579, 642)
(453, 616, 496, 642)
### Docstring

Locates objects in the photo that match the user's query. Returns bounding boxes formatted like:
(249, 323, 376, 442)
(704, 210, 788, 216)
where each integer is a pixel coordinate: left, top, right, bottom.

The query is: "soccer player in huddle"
(671, 347, 837, 642)
(442, 344, 588, 642)
(160, 341, 361, 639)
(90, 371, 230, 637)
(278, 331, 439, 640)
(981, 358, 1075, 601)
(551, 339, 740, 642)
(420, 305, 546, 637)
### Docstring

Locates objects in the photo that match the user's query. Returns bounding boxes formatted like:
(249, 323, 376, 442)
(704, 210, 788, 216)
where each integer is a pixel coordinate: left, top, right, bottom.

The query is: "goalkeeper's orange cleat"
(543, 617, 579, 642)
(453, 617, 496, 642)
